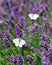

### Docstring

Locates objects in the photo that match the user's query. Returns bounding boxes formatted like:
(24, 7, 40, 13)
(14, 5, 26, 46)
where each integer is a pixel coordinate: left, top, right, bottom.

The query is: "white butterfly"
(28, 13, 39, 20)
(13, 38, 26, 47)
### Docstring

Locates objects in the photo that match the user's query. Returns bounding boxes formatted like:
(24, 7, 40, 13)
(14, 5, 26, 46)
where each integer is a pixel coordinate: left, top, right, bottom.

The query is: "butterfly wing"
(28, 13, 34, 20)
(13, 38, 19, 46)
(18, 39, 26, 47)
(33, 14, 39, 20)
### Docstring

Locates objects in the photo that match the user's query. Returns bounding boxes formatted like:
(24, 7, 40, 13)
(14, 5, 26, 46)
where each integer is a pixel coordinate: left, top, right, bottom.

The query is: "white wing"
(13, 38, 26, 47)
(18, 39, 26, 47)
(28, 13, 39, 20)
(13, 38, 19, 46)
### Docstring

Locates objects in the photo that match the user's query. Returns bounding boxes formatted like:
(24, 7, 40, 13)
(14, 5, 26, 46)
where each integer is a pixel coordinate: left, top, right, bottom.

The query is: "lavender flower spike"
(9, 56, 16, 64)
(27, 55, 35, 65)
(17, 55, 24, 65)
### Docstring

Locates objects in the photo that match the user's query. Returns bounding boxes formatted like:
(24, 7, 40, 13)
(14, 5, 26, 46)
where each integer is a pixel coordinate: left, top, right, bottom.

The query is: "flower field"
(0, 0, 52, 65)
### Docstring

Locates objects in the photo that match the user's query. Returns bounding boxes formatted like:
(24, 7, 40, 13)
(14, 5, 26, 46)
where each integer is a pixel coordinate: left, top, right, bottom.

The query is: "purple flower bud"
(2, 37, 10, 48)
(45, 4, 48, 10)
(18, 16, 26, 28)
(18, 16, 28, 33)
(9, 0, 19, 8)
(32, 28, 36, 39)
(22, 0, 27, 4)
(22, 44, 41, 56)
(48, 48, 52, 63)
(31, 7, 37, 13)
(41, 49, 48, 57)
(38, 26, 43, 34)
(5, 20, 14, 27)
(41, 41, 50, 50)
(9, 56, 16, 64)
(15, 24, 23, 38)
(17, 55, 24, 65)
(32, 23, 39, 39)
(13, 8, 22, 18)
(18, 16, 27, 28)
(42, 18, 50, 32)
(7, 26, 12, 33)
(49, 26, 52, 32)
(0, 11, 7, 19)
(41, 33, 50, 43)
(39, 4, 47, 16)
(9, 13, 15, 20)
(42, 18, 50, 24)
(42, 56, 50, 65)
(1, 0, 10, 11)
(42, 61, 50, 65)
(4, 27, 12, 38)
(27, 55, 35, 65)
(20, 3, 26, 11)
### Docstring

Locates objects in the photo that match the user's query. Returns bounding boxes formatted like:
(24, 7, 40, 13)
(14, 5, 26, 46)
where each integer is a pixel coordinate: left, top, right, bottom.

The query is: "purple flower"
(4, 28, 11, 38)
(22, 44, 41, 56)
(2, 37, 10, 48)
(22, 0, 27, 4)
(45, 4, 48, 10)
(1, 0, 19, 12)
(9, 0, 19, 8)
(5, 20, 14, 27)
(38, 26, 43, 34)
(41, 33, 50, 43)
(7, 26, 12, 33)
(9, 56, 16, 64)
(32, 23, 39, 39)
(9, 13, 15, 20)
(17, 55, 24, 65)
(18, 16, 27, 28)
(20, 3, 26, 11)
(13, 8, 22, 18)
(42, 18, 50, 24)
(10, 1, 19, 11)
(48, 48, 52, 63)
(31, 7, 37, 13)
(41, 41, 50, 50)
(42, 61, 50, 65)
(18, 16, 28, 33)
(42, 18, 50, 32)
(30, 0, 35, 7)
(49, 26, 52, 33)
(42, 56, 50, 65)
(0, 11, 7, 19)
(41, 49, 48, 57)
(27, 55, 35, 65)
(39, 4, 48, 16)
(15, 24, 23, 38)
(32, 27, 36, 39)
(18, 16, 26, 28)
(34, 23, 39, 29)
(1, 0, 10, 11)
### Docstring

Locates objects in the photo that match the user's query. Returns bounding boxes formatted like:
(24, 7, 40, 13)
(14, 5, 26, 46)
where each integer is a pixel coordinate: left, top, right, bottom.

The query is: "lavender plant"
(0, 0, 52, 65)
